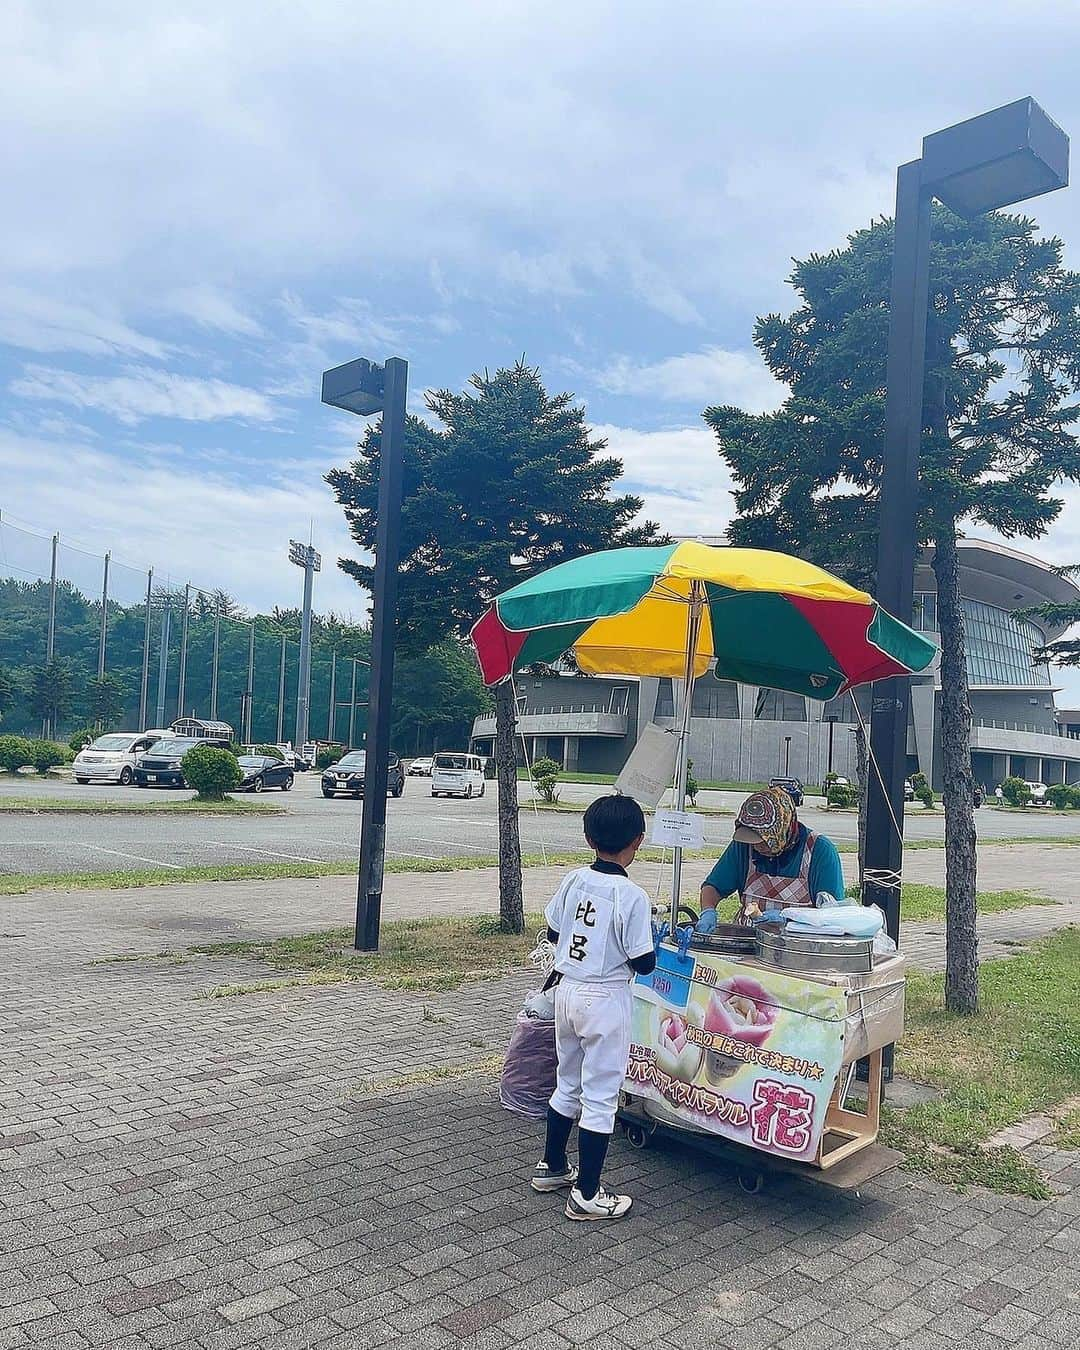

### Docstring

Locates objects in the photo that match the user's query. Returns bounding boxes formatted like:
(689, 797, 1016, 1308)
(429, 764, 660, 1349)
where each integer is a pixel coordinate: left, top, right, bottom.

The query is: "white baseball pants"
(549, 978, 632, 1134)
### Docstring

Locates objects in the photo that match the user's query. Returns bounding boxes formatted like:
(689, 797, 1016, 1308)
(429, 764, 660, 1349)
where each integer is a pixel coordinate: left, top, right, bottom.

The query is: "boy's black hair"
(583, 794, 646, 854)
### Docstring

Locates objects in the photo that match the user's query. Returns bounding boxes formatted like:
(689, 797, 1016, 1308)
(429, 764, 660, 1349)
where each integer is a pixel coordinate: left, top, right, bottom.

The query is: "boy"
(530, 794, 656, 1220)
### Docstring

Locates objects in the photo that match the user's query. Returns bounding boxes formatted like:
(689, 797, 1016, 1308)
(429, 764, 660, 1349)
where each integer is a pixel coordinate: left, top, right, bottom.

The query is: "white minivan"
(73, 731, 168, 785)
(431, 752, 486, 799)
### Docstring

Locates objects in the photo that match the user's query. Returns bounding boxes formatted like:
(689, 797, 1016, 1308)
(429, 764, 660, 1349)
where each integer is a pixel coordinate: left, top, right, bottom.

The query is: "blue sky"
(5, 0, 1080, 698)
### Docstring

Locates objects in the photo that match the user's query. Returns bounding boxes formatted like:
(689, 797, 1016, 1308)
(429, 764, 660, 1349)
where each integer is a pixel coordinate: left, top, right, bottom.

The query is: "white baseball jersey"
(545, 862, 654, 983)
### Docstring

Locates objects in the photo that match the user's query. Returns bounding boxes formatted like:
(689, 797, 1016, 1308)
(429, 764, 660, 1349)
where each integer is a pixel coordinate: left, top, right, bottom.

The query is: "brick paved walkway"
(2, 851, 1079, 1349)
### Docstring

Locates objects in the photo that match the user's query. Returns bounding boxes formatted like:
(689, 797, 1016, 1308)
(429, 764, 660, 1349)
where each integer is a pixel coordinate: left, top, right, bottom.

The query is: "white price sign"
(650, 808, 704, 850)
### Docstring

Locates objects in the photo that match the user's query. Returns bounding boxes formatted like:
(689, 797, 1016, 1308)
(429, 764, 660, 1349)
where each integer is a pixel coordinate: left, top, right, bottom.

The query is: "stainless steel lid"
(756, 924, 873, 973)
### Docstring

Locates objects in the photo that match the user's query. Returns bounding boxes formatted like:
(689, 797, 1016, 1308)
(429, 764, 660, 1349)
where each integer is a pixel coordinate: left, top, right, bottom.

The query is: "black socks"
(576, 1127, 611, 1201)
(542, 1106, 574, 1173)
(542, 1109, 612, 1199)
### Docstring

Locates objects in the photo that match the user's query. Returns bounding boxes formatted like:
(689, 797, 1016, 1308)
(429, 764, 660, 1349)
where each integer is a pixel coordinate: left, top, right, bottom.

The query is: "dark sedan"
(133, 736, 223, 788)
(321, 750, 405, 799)
(236, 755, 294, 793)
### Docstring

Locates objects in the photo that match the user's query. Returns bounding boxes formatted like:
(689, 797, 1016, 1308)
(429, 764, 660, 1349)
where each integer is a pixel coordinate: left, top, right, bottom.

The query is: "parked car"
(431, 752, 486, 799)
(904, 778, 915, 802)
(768, 776, 804, 807)
(321, 750, 404, 799)
(408, 756, 435, 777)
(236, 755, 294, 793)
(1024, 780, 1048, 804)
(73, 730, 168, 786)
(133, 735, 228, 788)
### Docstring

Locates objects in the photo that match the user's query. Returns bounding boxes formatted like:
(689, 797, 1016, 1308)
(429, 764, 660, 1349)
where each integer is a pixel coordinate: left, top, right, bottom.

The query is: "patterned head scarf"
(733, 787, 796, 855)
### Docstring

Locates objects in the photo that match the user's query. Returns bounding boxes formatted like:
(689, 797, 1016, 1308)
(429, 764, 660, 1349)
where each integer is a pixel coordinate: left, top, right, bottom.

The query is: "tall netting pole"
(139, 569, 153, 729)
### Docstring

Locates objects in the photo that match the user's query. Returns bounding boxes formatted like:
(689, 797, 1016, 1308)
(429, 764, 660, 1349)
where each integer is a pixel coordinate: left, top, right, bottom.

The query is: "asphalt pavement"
(3, 771, 1080, 875)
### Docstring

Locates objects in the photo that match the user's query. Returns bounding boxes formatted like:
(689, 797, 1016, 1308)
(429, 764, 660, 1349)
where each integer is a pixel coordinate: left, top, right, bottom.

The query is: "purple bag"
(499, 1012, 557, 1120)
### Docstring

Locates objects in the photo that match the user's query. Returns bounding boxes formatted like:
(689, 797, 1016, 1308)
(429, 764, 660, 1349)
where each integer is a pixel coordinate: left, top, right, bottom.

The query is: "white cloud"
(0, 427, 366, 619)
(10, 364, 277, 426)
(596, 422, 737, 538)
(0, 286, 167, 359)
(496, 251, 584, 297)
(595, 347, 785, 411)
(164, 285, 262, 336)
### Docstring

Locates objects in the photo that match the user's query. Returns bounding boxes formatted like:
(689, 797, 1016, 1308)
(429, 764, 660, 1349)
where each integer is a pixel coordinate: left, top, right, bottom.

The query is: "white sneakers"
(530, 1161, 578, 1193)
(565, 1185, 633, 1221)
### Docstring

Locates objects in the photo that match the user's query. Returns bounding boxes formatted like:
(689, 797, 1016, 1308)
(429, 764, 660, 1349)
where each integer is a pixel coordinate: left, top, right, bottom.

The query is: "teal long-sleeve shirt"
(703, 824, 845, 906)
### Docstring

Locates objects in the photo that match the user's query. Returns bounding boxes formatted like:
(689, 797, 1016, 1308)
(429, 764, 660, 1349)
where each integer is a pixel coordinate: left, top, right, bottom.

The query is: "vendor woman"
(696, 786, 845, 929)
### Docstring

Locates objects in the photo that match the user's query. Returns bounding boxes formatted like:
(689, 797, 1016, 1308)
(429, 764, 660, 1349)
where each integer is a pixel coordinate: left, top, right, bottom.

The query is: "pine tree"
(706, 209, 1080, 1013)
(328, 360, 661, 932)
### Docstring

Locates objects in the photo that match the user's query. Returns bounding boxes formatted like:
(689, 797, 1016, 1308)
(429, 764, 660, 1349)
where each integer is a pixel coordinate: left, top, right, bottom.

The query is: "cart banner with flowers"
(626, 944, 848, 1163)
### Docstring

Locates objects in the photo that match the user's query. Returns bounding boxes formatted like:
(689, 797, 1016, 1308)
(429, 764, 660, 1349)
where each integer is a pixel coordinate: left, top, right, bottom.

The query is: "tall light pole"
(864, 99, 1067, 1057)
(289, 540, 320, 750)
(327, 649, 337, 742)
(322, 355, 408, 952)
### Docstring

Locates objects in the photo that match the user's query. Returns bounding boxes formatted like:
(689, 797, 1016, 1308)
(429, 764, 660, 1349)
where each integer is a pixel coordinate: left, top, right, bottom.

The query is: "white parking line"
(399, 835, 493, 853)
(251, 835, 444, 864)
(209, 841, 327, 865)
(82, 844, 183, 870)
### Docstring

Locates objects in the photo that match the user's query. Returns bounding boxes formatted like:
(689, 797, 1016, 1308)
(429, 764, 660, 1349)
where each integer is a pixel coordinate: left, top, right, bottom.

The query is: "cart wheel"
(676, 904, 699, 928)
(624, 1123, 651, 1151)
(737, 1169, 765, 1195)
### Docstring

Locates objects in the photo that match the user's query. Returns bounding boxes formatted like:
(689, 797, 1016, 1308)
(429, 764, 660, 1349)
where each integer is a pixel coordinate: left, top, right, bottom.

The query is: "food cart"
(618, 924, 907, 1191)
(472, 541, 936, 1190)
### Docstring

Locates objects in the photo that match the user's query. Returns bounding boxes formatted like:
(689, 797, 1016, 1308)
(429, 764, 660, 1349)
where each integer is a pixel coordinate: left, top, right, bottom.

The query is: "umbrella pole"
(672, 582, 706, 928)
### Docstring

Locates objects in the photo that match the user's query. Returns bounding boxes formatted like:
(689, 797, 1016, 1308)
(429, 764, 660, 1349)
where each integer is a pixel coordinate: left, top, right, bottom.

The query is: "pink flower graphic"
(703, 975, 778, 1047)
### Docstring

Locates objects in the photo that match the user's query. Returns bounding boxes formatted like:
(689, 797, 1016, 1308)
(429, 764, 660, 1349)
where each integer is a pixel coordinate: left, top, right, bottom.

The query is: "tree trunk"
(494, 679, 525, 934)
(854, 718, 868, 890)
(933, 527, 979, 1013)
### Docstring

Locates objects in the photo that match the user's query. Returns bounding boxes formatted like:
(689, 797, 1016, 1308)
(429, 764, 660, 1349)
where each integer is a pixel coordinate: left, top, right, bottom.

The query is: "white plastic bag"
(521, 988, 556, 1021)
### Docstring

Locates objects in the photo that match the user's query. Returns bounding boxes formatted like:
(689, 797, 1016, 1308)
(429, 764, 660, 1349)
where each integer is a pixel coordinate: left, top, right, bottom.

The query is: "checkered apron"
(737, 831, 817, 922)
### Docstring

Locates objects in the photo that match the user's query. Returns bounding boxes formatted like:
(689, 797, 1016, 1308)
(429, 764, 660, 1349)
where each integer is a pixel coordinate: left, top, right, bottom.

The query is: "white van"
(431, 752, 486, 799)
(73, 730, 169, 785)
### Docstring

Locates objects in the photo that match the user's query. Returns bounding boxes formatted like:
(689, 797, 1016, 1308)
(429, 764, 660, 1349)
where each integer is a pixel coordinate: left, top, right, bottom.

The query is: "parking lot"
(4, 771, 1080, 875)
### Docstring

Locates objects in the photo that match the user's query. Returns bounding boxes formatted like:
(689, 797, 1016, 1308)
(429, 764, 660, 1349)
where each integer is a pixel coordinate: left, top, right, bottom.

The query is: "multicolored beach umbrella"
(471, 541, 936, 699)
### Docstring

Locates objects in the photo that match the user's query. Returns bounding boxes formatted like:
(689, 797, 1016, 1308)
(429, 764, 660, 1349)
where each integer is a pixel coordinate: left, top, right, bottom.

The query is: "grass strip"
(4, 843, 1077, 901)
(882, 927, 1080, 1198)
(189, 911, 552, 993)
(0, 796, 282, 815)
(0, 845, 729, 898)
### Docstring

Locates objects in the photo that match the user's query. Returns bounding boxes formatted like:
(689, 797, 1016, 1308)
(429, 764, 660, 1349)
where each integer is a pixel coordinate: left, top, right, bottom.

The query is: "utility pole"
(289, 541, 320, 750)
(177, 584, 190, 716)
(139, 569, 153, 729)
(245, 623, 255, 743)
(97, 552, 110, 680)
(155, 600, 171, 727)
(327, 650, 337, 742)
(43, 533, 58, 737)
(277, 634, 287, 743)
(210, 606, 221, 720)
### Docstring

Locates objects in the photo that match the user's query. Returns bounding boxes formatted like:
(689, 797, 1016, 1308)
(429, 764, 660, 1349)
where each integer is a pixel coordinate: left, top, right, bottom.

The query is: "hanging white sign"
(650, 808, 704, 850)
